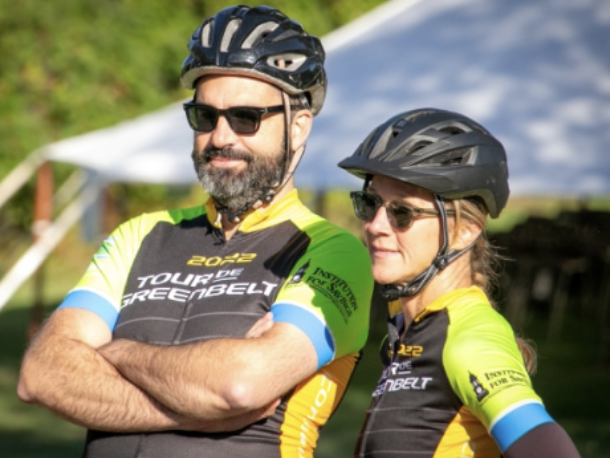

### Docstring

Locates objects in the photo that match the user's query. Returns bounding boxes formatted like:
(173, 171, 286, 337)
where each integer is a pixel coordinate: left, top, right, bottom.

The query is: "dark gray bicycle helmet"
(338, 108, 510, 298)
(338, 108, 509, 218)
(181, 5, 327, 115)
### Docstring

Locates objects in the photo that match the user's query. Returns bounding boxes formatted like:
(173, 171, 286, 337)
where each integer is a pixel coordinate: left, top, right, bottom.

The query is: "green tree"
(0, 0, 385, 177)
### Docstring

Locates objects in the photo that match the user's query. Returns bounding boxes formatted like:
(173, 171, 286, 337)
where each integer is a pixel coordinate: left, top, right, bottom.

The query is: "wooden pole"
(28, 162, 53, 339)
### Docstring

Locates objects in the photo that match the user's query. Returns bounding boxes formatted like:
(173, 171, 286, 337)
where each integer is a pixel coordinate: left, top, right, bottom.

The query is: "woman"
(338, 108, 581, 458)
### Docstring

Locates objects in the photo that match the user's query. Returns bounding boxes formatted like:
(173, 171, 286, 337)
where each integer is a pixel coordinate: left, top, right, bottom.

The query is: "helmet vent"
(421, 148, 472, 166)
(272, 28, 302, 42)
(267, 53, 307, 71)
(200, 22, 213, 48)
(410, 141, 431, 153)
(438, 125, 466, 136)
(242, 21, 279, 49)
(358, 129, 378, 157)
(220, 19, 242, 52)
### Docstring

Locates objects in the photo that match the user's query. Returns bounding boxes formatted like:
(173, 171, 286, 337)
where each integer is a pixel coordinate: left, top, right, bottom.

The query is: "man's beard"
(192, 146, 287, 212)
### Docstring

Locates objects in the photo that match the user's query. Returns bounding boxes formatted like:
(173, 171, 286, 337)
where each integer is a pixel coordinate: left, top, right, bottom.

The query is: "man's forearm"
(99, 338, 251, 421)
(100, 323, 317, 421)
(17, 308, 190, 432)
(19, 332, 185, 432)
(20, 333, 277, 433)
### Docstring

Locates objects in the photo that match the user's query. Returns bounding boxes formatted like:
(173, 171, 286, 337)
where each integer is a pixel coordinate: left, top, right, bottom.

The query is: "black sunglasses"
(350, 191, 455, 230)
(183, 102, 290, 134)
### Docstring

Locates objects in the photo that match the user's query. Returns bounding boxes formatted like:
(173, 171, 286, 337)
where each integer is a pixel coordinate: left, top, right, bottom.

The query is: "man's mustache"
(203, 147, 253, 163)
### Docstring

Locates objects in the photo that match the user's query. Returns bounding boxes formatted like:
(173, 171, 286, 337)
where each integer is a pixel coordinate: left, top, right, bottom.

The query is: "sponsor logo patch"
(469, 368, 529, 403)
(288, 260, 310, 285)
(285, 263, 358, 323)
(469, 372, 489, 401)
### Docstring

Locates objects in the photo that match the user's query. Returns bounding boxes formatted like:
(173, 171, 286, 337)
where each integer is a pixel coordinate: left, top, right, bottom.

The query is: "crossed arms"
(17, 307, 318, 433)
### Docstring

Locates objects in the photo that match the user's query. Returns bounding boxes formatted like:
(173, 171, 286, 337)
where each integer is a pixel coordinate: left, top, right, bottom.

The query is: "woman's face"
(362, 175, 444, 286)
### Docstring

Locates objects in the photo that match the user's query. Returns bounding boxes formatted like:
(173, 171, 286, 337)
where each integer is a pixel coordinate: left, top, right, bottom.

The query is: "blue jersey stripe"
(58, 290, 119, 331)
(271, 302, 334, 369)
(491, 401, 554, 451)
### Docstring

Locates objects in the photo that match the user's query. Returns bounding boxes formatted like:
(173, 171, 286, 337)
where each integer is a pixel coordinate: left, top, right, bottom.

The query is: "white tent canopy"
(40, 102, 194, 185)
(42, 0, 610, 196)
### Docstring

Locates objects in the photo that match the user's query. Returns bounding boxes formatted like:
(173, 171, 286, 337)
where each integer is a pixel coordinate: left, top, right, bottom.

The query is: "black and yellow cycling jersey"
(354, 287, 553, 458)
(59, 189, 373, 458)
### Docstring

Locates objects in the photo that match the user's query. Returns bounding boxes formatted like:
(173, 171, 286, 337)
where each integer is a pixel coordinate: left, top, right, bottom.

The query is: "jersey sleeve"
(443, 302, 553, 452)
(57, 212, 166, 330)
(271, 227, 373, 369)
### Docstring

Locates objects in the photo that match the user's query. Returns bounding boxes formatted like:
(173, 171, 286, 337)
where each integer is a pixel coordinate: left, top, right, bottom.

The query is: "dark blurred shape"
(491, 208, 610, 365)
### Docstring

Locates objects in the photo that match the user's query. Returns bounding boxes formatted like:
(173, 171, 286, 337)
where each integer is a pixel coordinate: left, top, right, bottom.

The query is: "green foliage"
(0, 0, 385, 178)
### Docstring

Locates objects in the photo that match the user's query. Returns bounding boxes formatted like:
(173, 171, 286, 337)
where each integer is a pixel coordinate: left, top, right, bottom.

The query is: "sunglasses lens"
(186, 105, 217, 132)
(351, 192, 417, 229)
(227, 108, 260, 134)
(351, 192, 380, 222)
(388, 202, 415, 230)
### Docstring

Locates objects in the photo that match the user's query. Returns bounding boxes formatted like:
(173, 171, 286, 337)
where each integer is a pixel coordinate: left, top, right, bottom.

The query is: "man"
(17, 5, 373, 458)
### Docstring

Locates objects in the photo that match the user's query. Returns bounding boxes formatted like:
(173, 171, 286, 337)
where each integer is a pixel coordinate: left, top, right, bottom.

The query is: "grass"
(0, 299, 85, 458)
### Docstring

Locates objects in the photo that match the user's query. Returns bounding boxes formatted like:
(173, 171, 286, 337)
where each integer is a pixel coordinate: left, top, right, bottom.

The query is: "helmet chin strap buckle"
(381, 284, 403, 301)
(434, 257, 449, 270)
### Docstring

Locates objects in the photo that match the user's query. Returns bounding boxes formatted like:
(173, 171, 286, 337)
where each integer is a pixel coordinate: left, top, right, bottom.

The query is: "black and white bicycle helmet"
(181, 5, 327, 115)
(338, 108, 510, 298)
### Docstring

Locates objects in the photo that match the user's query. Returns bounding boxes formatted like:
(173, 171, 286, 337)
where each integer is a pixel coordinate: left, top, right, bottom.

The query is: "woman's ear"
(452, 219, 483, 251)
(290, 109, 313, 152)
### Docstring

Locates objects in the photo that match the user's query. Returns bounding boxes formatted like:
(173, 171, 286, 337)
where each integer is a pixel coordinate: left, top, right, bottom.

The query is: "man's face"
(191, 75, 287, 211)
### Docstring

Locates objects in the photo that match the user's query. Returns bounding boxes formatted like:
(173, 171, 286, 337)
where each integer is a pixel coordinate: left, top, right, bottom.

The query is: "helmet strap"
(215, 90, 302, 224)
(381, 195, 478, 300)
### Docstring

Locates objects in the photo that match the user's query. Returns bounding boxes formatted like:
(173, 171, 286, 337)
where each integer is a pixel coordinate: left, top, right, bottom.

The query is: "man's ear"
(452, 219, 483, 251)
(290, 109, 313, 152)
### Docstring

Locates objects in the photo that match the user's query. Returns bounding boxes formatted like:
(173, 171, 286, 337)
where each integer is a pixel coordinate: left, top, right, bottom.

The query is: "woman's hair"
(451, 198, 502, 296)
(451, 198, 538, 375)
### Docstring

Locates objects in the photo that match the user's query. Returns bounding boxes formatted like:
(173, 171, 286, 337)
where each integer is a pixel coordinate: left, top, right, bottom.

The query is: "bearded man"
(17, 5, 373, 458)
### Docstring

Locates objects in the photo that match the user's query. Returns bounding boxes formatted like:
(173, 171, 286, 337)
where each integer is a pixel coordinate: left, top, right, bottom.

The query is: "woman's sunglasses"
(183, 102, 293, 134)
(350, 191, 454, 230)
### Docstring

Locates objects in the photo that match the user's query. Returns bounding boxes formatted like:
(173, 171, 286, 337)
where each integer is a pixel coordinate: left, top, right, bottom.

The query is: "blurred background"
(1, 0, 609, 457)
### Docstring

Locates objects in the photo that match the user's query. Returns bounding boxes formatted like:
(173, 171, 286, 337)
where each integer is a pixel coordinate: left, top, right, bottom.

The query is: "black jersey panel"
(95, 214, 311, 458)
(355, 310, 462, 457)
(113, 216, 311, 346)
(83, 431, 142, 458)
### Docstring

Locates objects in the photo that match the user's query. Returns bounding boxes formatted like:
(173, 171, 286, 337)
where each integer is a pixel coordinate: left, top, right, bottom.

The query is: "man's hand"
(181, 397, 281, 433)
(245, 312, 274, 339)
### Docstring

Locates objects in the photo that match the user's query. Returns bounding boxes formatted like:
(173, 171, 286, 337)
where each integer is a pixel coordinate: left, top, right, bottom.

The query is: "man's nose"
(210, 114, 238, 148)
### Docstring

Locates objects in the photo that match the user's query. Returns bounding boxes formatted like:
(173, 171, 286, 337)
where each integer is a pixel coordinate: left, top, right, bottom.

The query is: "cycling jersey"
(354, 287, 553, 458)
(58, 189, 373, 458)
